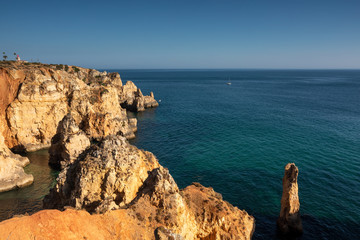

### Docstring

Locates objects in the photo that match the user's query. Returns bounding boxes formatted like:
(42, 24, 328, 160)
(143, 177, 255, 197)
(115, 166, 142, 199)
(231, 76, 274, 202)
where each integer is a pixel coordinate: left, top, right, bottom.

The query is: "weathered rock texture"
(120, 81, 159, 112)
(0, 132, 33, 192)
(277, 163, 302, 236)
(0, 65, 33, 192)
(0, 62, 157, 152)
(0, 61, 157, 192)
(44, 135, 160, 212)
(48, 114, 90, 170)
(42, 135, 255, 239)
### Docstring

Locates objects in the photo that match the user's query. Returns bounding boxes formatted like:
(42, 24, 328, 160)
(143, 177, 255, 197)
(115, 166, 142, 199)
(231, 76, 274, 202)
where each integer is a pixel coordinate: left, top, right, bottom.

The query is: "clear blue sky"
(1, 0, 359, 69)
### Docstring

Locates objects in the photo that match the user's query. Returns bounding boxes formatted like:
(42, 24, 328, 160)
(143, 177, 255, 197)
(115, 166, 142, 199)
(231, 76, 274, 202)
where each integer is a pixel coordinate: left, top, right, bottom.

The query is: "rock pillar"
(277, 163, 303, 235)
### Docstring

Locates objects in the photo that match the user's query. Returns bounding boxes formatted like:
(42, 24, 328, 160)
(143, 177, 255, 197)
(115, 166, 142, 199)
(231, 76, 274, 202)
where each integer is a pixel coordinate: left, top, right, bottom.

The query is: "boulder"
(44, 135, 160, 212)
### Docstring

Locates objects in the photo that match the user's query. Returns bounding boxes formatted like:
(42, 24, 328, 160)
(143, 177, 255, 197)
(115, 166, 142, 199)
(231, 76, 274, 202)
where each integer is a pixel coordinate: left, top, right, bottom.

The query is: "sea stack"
(277, 163, 303, 236)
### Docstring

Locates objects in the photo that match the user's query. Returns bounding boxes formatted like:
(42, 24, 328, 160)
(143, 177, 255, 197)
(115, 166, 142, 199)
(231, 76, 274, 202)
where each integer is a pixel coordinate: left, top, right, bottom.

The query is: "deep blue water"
(121, 69, 360, 239)
(0, 69, 359, 239)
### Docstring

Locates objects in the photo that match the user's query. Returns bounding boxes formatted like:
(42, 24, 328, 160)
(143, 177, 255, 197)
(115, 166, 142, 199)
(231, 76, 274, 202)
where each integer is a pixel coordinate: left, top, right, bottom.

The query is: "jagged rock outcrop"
(277, 163, 302, 236)
(182, 183, 255, 239)
(0, 62, 157, 192)
(120, 81, 159, 112)
(44, 135, 160, 212)
(48, 114, 90, 170)
(0, 62, 157, 152)
(42, 134, 255, 239)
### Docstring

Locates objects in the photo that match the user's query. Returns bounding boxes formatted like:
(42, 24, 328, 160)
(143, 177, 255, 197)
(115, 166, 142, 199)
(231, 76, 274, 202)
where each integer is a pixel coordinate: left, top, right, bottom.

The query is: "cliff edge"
(0, 61, 158, 192)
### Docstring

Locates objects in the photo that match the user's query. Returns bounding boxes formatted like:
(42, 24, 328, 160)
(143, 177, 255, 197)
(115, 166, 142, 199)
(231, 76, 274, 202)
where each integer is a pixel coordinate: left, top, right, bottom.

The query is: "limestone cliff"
(0, 62, 158, 152)
(0, 65, 33, 192)
(0, 61, 158, 192)
(277, 163, 302, 236)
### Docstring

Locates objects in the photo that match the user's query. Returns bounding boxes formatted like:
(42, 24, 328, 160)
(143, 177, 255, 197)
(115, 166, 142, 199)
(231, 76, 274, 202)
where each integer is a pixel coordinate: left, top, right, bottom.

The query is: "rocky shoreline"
(0, 62, 257, 239)
(0, 61, 157, 192)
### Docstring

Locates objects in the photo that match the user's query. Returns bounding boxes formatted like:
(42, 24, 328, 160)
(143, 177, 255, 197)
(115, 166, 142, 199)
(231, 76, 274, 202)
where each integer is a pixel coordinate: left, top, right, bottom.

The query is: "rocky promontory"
(0, 62, 256, 239)
(0, 61, 158, 192)
(2, 62, 157, 152)
(41, 128, 256, 239)
(41, 116, 255, 239)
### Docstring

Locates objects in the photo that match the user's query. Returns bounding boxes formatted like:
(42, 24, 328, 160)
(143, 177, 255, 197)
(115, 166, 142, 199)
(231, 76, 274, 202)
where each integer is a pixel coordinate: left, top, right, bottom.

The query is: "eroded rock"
(182, 183, 255, 239)
(0, 66, 33, 192)
(0, 132, 33, 192)
(277, 163, 302, 236)
(120, 81, 159, 112)
(1, 64, 157, 152)
(48, 114, 90, 170)
(43, 135, 160, 212)
(43, 135, 255, 239)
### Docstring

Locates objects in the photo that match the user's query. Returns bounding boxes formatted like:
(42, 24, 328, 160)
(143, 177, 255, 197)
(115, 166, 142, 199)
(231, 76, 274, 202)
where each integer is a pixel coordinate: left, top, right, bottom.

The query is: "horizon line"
(96, 67, 360, 71)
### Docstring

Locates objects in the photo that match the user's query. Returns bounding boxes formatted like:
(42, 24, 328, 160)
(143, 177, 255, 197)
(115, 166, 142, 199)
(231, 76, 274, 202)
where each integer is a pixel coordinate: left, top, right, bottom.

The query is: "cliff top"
(0, 60, 88, 73)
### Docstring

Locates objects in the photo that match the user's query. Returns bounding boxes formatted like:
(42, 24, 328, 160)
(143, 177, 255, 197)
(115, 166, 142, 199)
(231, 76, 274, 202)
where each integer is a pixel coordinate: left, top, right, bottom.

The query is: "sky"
(1, 0, 360, 69)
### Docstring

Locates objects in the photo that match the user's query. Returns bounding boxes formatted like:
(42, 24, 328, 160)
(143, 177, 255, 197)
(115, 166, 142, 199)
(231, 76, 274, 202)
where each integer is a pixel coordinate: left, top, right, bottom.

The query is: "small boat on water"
(226, 77, 231, 85)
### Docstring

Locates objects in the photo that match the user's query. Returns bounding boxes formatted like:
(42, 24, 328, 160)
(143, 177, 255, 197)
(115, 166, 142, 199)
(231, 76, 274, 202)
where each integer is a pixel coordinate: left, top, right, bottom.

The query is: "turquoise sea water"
(123, 70, 360, 239)
(0, 70, 359, 239)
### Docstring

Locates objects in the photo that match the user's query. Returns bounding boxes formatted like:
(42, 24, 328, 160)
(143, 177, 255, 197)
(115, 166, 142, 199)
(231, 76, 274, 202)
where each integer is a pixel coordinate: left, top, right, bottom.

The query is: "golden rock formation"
(277, 163, 303, 235)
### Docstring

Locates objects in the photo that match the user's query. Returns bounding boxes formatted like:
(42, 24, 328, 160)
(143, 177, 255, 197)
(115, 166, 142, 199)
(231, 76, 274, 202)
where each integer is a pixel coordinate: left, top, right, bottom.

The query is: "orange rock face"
(0, 181, 255, 240)
(183, 183, 255, 239)
(0, 67, 26, 147)
(0, 66, 33, 192)
(0, 209, 151, 240)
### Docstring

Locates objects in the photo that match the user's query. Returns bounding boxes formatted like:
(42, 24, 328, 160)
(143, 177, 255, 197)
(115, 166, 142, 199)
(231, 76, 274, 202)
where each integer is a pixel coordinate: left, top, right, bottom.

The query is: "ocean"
(1, 69, 359, 239)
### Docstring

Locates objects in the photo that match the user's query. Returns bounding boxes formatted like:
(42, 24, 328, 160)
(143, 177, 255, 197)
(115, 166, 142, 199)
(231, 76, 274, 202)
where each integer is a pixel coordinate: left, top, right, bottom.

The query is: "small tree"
(3, 52, 7, 61)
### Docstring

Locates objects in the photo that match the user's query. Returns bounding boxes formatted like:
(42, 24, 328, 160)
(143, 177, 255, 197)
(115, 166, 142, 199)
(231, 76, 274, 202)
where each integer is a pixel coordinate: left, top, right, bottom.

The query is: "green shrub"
(56, 64, 63, 70)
